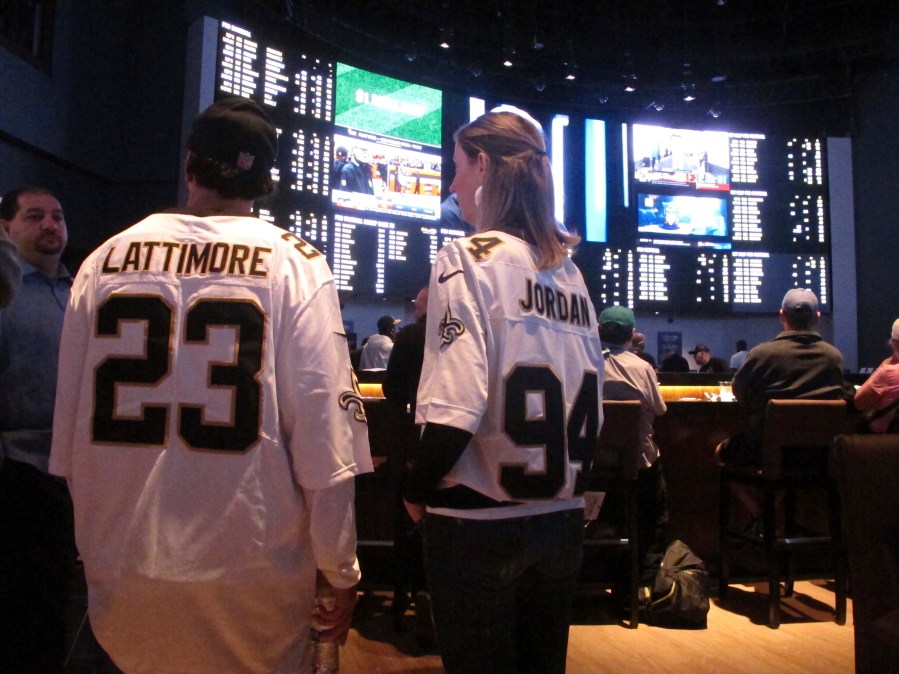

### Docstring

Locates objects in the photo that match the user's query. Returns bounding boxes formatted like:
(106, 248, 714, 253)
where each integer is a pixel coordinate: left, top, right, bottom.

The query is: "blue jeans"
(422, 508, 584, 674)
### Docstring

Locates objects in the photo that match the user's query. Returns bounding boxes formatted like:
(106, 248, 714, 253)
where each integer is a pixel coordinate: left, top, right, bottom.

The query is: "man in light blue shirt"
(0, 185, 74, 674)
(730, 339, 749, 371)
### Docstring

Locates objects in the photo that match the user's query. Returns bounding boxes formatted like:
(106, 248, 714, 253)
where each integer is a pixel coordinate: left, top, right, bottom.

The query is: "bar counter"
(356, 372, 862, 565)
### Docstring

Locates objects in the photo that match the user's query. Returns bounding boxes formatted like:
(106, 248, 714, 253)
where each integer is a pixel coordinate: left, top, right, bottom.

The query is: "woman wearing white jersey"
(404, 110, 604, 674)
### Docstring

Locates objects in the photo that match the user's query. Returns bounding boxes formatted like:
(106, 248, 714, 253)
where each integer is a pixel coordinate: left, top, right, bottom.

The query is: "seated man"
(689, 343, 728, 373)
(596, 306, 668, 587)
(659, 349, 689, 373)
(630, 331, 657, 370)
(854, 318, 899, 433)
(716, 288, 846, 523)
(730, 339, 749, 371)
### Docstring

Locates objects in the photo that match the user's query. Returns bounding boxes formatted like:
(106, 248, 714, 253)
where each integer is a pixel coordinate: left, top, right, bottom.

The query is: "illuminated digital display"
(215, 20, 457, 298)
(589, 122, 831, 314)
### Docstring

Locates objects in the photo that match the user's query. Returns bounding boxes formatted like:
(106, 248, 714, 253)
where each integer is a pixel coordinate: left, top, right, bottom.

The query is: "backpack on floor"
(642, 539, 710, 628)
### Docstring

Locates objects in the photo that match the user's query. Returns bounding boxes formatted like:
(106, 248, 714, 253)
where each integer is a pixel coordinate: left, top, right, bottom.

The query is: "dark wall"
(0, 1, 187, 264)
(851, 50, 899, 365)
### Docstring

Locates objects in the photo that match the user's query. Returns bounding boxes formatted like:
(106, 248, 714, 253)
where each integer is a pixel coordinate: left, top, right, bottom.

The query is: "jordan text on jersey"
(518, 278, 591, 327)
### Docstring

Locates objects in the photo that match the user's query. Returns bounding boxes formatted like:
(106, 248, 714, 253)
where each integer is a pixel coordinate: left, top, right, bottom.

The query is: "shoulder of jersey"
(450, 230, 531, 264)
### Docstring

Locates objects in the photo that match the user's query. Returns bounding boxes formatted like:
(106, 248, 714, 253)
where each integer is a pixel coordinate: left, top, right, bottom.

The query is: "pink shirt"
(855, 353, 899, 432)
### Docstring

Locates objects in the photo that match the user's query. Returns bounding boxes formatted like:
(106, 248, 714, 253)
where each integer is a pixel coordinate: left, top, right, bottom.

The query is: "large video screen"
(212, 19, 462, 299)
(632, 124, 731, 191)
(207, 17, 832, 314)
(636, 193, 728, 240)
(331, 64, 442, 221)
(584, 120, 831, 314)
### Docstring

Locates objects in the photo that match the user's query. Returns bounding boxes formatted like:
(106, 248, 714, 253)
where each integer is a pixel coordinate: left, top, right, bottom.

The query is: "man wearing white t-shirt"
(359, 314, 400, 369)
(50, 98, 372, 674)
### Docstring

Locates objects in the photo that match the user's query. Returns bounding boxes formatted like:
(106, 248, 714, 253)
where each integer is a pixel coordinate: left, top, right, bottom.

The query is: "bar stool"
(583, 400, 644, 628)
(717, 399, 853, 628)
(832, 433, 899, 673)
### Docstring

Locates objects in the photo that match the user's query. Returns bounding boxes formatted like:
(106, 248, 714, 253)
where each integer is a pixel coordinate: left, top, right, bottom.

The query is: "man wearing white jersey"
(50, 98, 372, 674)
(403, 110, 603, 674)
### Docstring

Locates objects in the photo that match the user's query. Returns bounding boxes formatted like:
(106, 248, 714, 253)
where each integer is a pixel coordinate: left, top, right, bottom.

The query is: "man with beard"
(0, 185, 75, 674)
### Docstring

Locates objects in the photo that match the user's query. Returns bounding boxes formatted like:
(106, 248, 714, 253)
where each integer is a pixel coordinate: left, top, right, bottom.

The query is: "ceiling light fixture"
(707, 104, 722, 118)
(503, 45, 515, 68)
(681, 62, 697, 102)
(622, 54, 637, 92)
(438, 28, 452, 49)
(564, 39, 577, 81)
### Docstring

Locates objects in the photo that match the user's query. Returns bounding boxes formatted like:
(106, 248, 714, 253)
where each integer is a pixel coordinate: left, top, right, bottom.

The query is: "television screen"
(331, 64, 442, 221)
(632, 124, 731, 191)
(636, 193, 728, 239)
(581, 122, 831, 314)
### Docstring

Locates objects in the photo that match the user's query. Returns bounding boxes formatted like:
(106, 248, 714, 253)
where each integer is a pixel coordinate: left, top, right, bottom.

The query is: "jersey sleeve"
(275, 261, 373, 490)
(415, 242, 488, 434)
(307, 479, 362, 587)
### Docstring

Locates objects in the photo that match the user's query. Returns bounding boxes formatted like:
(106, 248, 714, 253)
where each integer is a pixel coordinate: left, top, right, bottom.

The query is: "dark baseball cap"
(688, 343, 710, 355)
(377, 315, 401, 333)
(187, 97, 277, 180)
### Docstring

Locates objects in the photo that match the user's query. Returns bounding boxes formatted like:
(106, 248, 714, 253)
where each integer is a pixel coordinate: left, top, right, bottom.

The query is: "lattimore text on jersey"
(101, 241, 271, 277)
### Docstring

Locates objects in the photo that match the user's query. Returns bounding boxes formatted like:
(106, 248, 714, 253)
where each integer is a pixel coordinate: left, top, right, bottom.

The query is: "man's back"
(602, 346, 667, 467)
(360, 333, 393, 369)
(50, 212, 371, 674)
(733, 329, 845, 438)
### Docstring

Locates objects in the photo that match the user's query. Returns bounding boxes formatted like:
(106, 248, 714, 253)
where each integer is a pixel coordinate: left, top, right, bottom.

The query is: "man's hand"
(312, 579, 358, 645)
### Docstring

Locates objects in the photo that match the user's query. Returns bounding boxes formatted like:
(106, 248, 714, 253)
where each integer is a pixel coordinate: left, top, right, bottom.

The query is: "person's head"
(377, 315, 400, 339)
(185, 97, 277, 201)
(689, 343, 711, 367)
(779, 288, 820, 331)
(353, 146, 371, 164)
(450, 109, 578, 269)
(889, 319, 899, 353)
(631, 332, 647, 353)
(335, 146, 348, 161)
(598, 306, 635, 346)
(736, 339, 747, 352)
(412, 286, 428, 323)
(0, 185, 67, 273)
(663, 202, 679, 226)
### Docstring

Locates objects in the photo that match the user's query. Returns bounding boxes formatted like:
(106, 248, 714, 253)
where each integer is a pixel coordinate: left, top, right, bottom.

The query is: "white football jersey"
(416, 230, 603, 517)
(50, 213, 372, 674)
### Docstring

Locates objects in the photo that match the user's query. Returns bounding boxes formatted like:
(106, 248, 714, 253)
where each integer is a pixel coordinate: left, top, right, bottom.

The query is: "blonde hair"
(454, 111, 579, 270)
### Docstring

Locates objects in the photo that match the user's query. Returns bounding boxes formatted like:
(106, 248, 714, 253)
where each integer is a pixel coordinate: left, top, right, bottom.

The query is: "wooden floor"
(343, 580, 855, 673)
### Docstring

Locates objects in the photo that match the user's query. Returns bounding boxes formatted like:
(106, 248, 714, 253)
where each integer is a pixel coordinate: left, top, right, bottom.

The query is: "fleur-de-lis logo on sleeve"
(438, 305, 465, 346)
(338, 369, 367, 423)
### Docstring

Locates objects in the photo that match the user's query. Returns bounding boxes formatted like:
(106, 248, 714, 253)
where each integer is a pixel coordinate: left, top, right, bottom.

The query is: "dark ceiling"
(256, 0, 897, 131)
